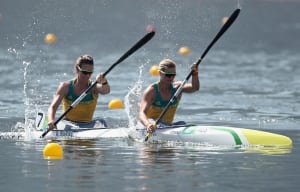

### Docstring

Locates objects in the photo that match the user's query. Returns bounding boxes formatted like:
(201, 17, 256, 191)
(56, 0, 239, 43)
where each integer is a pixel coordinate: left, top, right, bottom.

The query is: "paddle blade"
(144, 132, 152, 142)
(40, 130, 49, 138)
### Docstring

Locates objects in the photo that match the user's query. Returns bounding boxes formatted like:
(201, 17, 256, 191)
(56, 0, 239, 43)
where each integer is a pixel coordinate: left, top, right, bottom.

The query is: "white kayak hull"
(3, 119, 293, 146)
(34, 127, 129, 139)
(33, 114, 129, 139)
(134, 125, 293, 146)
(1, 118, 129, 140)
(0, 128, 129, 140)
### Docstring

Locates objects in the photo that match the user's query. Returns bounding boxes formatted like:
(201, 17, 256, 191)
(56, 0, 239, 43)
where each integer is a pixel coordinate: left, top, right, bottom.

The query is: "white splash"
(124, 64, 145, 129)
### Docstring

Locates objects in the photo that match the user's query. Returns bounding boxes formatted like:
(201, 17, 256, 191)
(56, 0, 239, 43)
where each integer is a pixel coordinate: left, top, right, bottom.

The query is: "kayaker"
(139, 58, 200, 133)
(47, 54, 110, 131)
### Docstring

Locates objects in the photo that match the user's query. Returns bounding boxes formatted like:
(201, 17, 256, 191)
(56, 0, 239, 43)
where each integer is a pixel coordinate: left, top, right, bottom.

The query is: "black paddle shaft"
(41, 31, 155, 138)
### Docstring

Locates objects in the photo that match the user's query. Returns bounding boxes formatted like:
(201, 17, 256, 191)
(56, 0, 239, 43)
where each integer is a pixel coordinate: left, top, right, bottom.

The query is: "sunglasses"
(78, 66, 93, 75)
(160, 71, 176, 78)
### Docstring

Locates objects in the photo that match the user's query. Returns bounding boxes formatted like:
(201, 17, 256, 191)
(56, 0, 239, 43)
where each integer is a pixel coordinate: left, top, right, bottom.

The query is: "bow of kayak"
(239, 128, 292, 146)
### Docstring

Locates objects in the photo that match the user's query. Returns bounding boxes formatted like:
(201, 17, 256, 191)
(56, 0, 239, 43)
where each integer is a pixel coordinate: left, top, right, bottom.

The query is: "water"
(1, 0, 300, 191)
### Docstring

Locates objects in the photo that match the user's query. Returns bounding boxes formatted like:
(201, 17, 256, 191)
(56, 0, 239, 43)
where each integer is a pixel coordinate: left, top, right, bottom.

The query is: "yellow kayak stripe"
(241, 128, 293, 146)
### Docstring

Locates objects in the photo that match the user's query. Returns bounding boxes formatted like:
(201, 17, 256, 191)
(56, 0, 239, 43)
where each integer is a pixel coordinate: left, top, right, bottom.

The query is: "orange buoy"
(44, 33, 57, 44)
(222, 17, 229, 25)
(149, 65, 160, 76)
(108, 99, 124, 109)
(178, 46, 190, 55)
(43, 142, 63, 159)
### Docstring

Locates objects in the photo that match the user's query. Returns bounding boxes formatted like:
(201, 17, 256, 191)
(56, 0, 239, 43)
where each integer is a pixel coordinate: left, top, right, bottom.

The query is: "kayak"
(32, 126, 129, 139)
(0, 120, 129, 140)
(133, 125, 293, 146)
(0, 112, 129, 140)
(2, 111, 293, 146)
(1, 123, 293, 147)
(31, 111, 129, 139)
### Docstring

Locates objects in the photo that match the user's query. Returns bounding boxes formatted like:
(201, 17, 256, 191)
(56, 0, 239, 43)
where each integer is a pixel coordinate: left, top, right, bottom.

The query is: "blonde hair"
(74, 54, 94, 73)
(76, 54, 94, 67)
(158, 59, 176, 72)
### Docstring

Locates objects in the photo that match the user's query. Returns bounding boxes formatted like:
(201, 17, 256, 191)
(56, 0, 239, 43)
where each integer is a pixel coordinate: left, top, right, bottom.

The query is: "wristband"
(192, 71, 198, 76)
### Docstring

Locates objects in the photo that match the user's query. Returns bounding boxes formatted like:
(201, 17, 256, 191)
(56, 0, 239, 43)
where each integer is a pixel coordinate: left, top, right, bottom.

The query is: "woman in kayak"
(47, 54, 110, 131)
(139, 58, 200, 133)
